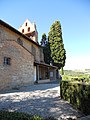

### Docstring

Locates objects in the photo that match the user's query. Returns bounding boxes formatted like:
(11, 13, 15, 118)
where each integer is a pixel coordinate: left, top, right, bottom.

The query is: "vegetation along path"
(0, 82, 83, 119)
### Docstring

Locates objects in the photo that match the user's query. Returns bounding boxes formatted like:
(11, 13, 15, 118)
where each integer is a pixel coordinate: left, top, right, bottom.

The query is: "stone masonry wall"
(0, 25, 44, 63)
(0, 25, 34, 91)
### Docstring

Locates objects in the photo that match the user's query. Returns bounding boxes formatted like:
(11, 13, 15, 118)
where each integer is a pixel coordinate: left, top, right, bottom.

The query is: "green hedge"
(60, 80, 90, 115)
(0, 111, 57, 120)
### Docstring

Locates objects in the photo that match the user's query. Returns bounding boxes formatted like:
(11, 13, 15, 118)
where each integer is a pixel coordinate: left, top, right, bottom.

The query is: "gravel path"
(0, 82, 83, 119)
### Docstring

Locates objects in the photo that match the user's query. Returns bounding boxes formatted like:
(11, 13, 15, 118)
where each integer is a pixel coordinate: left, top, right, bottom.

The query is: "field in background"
(62, 69, 90, 83)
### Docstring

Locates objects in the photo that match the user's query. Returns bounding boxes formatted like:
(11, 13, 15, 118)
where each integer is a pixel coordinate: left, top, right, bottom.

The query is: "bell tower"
(18, 19, 38, 43)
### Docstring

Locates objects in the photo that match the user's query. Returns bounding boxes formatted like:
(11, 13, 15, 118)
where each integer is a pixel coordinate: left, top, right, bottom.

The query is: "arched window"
(22, 29, 24, 33)
(28, 27, 30, 32)
(25, 22, 27, 26)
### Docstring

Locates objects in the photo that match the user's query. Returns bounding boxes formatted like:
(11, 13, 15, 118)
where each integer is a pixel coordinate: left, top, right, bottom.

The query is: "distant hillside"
(64, 69, 90, 77)
(64, 70, 83, 75)
(85, 69, 90, 72)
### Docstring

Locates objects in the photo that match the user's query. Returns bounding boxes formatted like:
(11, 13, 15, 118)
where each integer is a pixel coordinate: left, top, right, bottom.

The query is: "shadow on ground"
(0, 80, 59, 94)
(0, 81, 83, 119)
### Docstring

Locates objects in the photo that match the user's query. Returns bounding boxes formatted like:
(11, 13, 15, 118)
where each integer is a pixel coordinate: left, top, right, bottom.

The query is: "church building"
(0, 19, 57, 91)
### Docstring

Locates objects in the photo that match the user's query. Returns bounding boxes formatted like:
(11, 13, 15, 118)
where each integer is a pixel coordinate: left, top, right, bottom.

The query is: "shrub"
(0, 111, 33, 120)
(62, 75, 72, 81)
(60, 80, 90, 115)
(0, 111, 39, 120)
(0, 111, 57, 120)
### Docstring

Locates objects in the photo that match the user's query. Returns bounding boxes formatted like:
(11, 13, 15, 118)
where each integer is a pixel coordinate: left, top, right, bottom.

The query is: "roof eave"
(0, 19, 41, 47)
(34, 61, 58, 69)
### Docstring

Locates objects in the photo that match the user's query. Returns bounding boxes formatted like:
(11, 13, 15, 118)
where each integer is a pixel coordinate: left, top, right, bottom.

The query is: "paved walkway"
(0, 82, 83, 119)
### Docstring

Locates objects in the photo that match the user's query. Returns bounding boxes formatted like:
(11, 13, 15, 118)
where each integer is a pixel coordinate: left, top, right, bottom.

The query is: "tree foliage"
(48, 21, 66, 69)
(40, 33, 51, 64)
(40, 33, 47, 46)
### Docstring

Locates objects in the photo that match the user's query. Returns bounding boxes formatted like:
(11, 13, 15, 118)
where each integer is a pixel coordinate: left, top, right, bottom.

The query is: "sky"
(0, 0, 90, 70)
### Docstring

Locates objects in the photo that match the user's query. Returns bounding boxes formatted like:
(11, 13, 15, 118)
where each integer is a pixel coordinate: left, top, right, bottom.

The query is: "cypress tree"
(40, 33, 51, 64)
(48, 21, 66, 74)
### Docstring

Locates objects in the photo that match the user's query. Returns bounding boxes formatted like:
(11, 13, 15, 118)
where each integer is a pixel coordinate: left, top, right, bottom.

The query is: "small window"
(4, 57, 11, 65)
(28, 27, 30, 32)
(25, 22, 27, 26)
(17, 38, 23, 46)
(22, 29, 24, 33)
